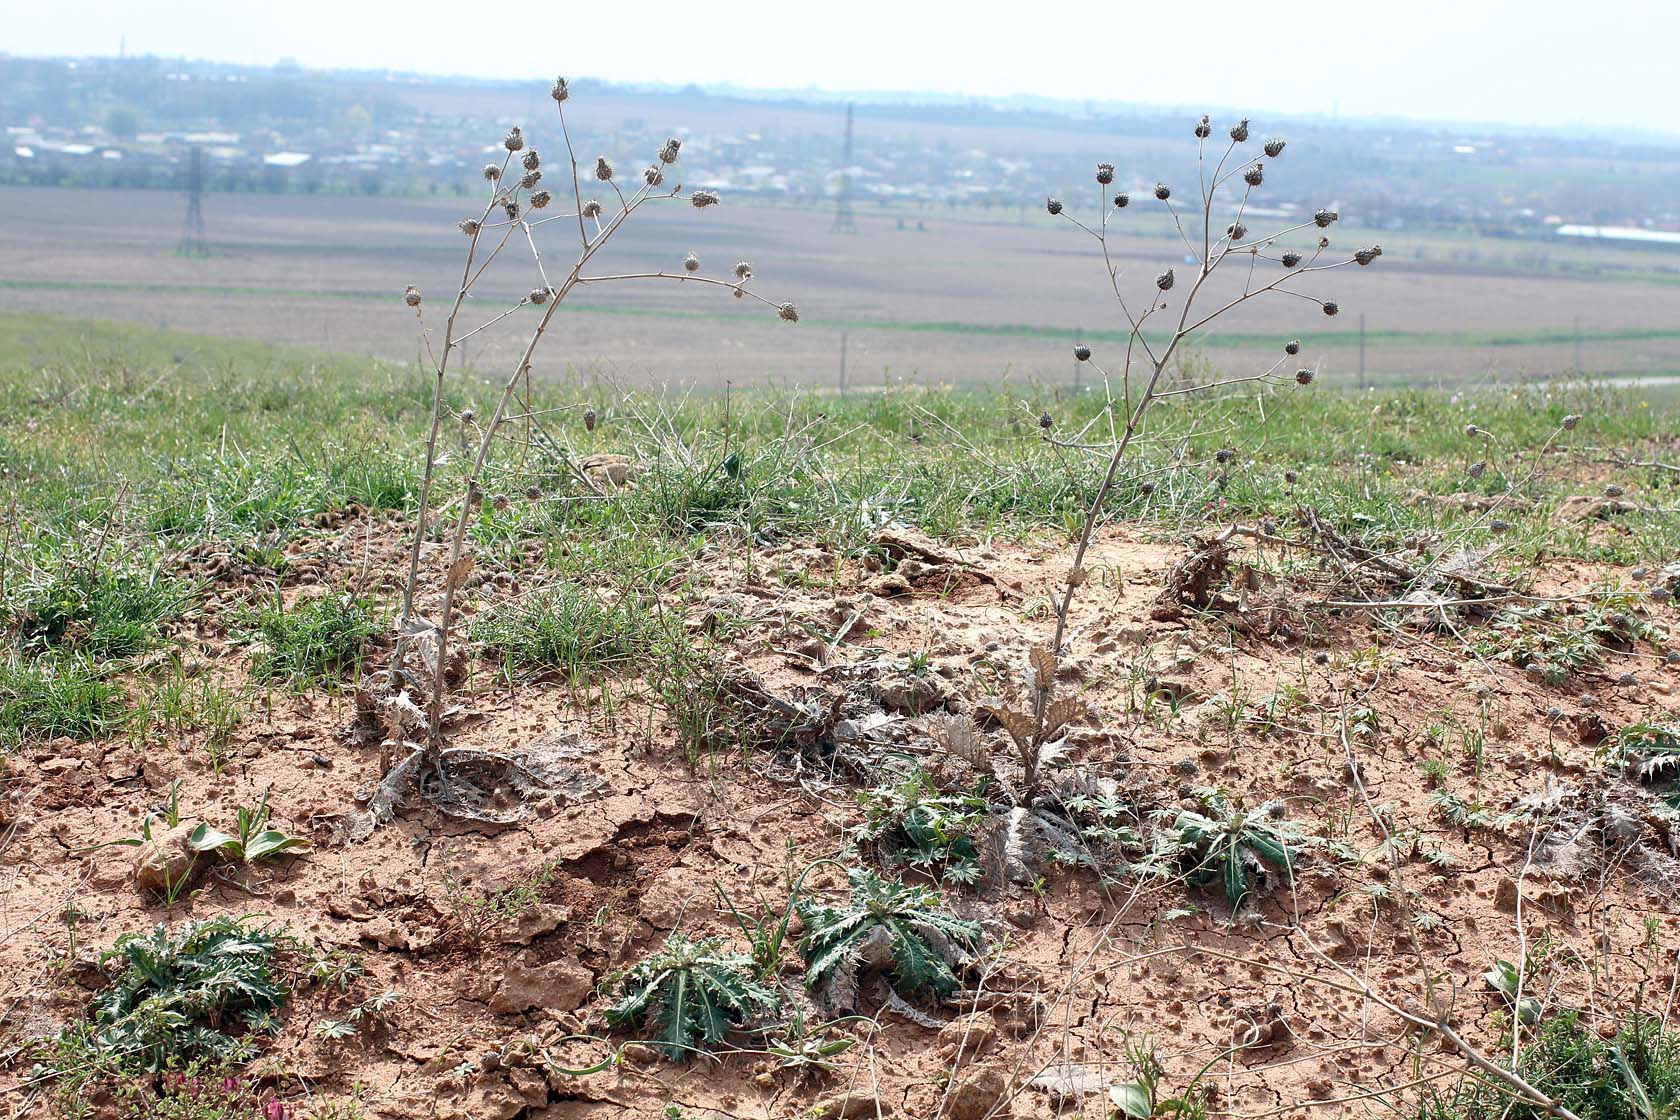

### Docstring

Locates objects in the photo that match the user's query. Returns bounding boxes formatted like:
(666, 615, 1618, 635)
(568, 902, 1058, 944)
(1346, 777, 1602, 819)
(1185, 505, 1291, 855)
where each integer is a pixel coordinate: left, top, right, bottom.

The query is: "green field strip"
(4, 276, 1680, 352)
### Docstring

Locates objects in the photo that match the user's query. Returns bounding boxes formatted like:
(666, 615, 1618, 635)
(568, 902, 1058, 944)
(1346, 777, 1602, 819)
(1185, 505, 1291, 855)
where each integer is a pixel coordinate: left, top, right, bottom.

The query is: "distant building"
(1555, 224, 1680, 248)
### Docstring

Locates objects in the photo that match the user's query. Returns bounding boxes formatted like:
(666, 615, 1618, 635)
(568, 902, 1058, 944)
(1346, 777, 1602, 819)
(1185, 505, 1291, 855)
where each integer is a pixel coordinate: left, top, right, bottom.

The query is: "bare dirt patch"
(2, 504, 1676, 1119)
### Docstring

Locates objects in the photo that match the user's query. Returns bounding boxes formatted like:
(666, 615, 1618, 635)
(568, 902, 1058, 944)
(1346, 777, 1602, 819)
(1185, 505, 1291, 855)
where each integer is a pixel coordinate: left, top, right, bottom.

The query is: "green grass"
(1419, 1011, 1680, 1120)
(11, 563, 189, 658)
(2, 314, 1674, 572)
(240, 593, 378, 689)
(472, 582, 657, 679)
(126, 656, 243, 761)
(0, 311, 1677, 743)
(0, 654, 124, 746)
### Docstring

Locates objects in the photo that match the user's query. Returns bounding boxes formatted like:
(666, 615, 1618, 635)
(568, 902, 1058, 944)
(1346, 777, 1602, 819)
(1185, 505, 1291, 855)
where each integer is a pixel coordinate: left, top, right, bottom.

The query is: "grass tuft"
(12, 564, 188, 658)
(241, 593, 377, 688)
(0, 655, 124, 747)
(472, 583, 654, 678)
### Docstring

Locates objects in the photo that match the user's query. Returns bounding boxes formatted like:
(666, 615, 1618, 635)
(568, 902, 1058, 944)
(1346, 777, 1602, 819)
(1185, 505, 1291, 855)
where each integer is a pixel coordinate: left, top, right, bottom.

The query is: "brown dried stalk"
(1046, 119, 1375, 656)
(990, 121, 1379, 792)
(386, 77, 797, 808)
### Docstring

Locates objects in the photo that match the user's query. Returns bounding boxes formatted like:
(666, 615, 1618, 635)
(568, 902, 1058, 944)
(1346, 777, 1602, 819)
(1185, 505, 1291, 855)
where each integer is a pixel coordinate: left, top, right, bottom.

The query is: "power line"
(178, 146, 208, 257)
(831, 102, 857, 234)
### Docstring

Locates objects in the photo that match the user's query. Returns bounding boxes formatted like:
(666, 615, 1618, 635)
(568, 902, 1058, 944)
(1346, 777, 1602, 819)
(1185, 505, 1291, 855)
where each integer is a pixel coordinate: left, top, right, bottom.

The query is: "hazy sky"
(4, 0, 1674, 136)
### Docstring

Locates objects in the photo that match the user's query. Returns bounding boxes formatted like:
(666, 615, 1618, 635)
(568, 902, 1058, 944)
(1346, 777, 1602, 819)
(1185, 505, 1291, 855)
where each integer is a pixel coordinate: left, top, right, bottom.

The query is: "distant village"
(4, 53, 1679, 251)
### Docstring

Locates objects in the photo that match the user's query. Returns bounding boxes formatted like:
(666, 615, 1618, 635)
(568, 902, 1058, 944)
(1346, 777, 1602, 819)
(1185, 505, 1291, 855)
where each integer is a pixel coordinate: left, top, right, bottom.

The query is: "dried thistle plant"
(973, 120, 1377, 811)
(1041, 118, 1376, 657)
(363, 76, 798, 826)
(984, 645, 1086, 802)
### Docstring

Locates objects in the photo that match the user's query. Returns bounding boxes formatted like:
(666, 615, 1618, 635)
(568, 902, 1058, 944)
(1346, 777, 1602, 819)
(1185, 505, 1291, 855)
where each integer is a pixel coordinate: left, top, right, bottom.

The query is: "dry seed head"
(522, 149, 540, 171)
(1284, 470, 1298, 484)
(1281, 250, 1302, 268)
(551, 77, 570, 102)
(1264, 138, 1286, 157)
(582, 200, 602, 218)
(1562, 413, 1581, 430)
(1195, 116, 1212, 139)
(1074, 345, 1092, 361)
(734, 260, 752, 279)
(1039, 411, 1054, 430)
(583, 407, 598, 432)
(503, 127, 524, 152)
(1313, 208, 1339, 228)
(1489, 519, 1510, 534)
(461, 408, 475, 423)
(458, 217, 482, 236)
(1354, 244, 1382, 266)
(482, 163, 502, 181)
(1464, 423, 1480, 437)
(1227, 221, 1248, 241)
(529, 189, 551, 209)
(683, 251, 700, 273)
(520, 170, 541, 189)
(1046, 197, 1063, 215)
(403, 285, 422, 307)
(594, 156, 613, 181)
(659, 138, 682, 164)
(1313, 650, 1329, 665)
(525, 485, 543, 500)
(1229, 118, 1250, 142)
(1295, 368, 1314, 385)
(778, 302, 800, 322)
(644, 166, 665, 187)
(1321, 299, 1339, 316)
(1243, 163, 1264, 186)
(1113, 192, 1130, 208)
(1154, 182, 1171, 200)
(1285, 339, 1300, 355)
(1468, 460, 1487, 478)
(1605, 483, 1625, 497)
(503, 200, 519, 220)
(529, 287, 550, 304)
(1215, 447, 1234, 464)
(1138, 480, 1157, 496)
(1156, 268, 1175, 291)
(491, 494, 510, 512)
(1096, 162, 1115, 185)
(691, 190, 720, 208)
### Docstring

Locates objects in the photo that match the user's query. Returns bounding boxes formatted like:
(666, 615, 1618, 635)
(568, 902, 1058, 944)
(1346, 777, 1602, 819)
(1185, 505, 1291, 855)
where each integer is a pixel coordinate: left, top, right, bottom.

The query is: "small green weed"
(855, 767, 989, 886)
(443, 860, 559, 947)
(1161, 789, 1312, 909)
(604, 933, 781, 1061)
(796, 868, 982, 1006)
(315, 990, 403, 1041)
(187, 787, 309, 866)
(1431, 788, 1498, 831)
(1612, 720, 1680, 805)
(1485, 958, 1542, 1025)
(83, 916, 295, 1072)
